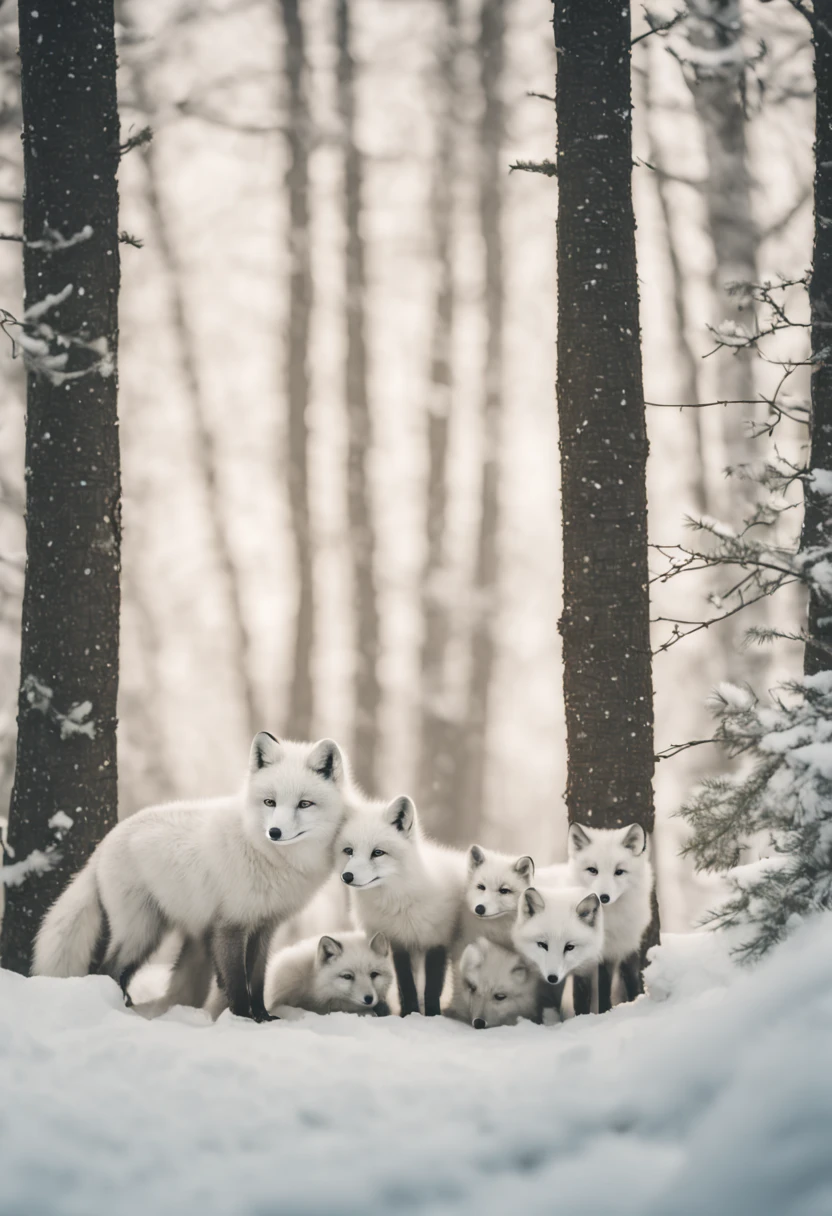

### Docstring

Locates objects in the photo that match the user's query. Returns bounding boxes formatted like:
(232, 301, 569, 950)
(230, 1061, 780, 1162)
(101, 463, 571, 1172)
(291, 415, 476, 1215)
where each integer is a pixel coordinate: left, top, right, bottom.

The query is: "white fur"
(264, 930, 393, 1015)
(33, 735, 348, 987)
(567, 822, 653, 963)
(336, 796, 466, 953)
(512, 885, 604, 987)
(456, 845, 535, 954)
(449, 938, 540, 1029)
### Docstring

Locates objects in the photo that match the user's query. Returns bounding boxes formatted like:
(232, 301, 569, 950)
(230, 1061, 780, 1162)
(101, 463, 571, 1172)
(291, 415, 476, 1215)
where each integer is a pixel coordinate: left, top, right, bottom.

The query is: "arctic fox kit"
(512, 885, 603, 1015)
(457, 845, 535, 953)
(567, 822, 653, 1013)
(336, 795, 465, 1016)
(264, 930, 393, 1016)
(33, 733, 347, 1021)
(449, 938, 541, 1029)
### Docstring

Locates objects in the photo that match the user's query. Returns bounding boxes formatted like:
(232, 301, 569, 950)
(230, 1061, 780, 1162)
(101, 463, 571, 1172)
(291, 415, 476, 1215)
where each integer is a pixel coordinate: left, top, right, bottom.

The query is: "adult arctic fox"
(448, 938, 541, 1029)
(336, 795, 465, 1016)
(567, 822, 653, 1014)
(512, 884, 603, 1016)
(32, 733, 348, 1021)
(456, 845, 536, 953)
(264, 930, 393, 1016)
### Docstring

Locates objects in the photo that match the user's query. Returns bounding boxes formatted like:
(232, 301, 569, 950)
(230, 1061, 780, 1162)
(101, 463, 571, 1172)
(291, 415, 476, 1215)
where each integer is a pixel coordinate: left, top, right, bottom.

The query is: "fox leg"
(424, 945, 447, 1016)
(212, 926, 251, 1018)
(246, 922, 279, 1022)
(101, 890, 167, 1005)
(538, 977, 564, 1023)
(165, 934, 214, 1010)
(620, 952, 643, 1003)
(393, 948, 419, 1016)
(597, 961, 613, 1014)
(572, 970, 594, 1016)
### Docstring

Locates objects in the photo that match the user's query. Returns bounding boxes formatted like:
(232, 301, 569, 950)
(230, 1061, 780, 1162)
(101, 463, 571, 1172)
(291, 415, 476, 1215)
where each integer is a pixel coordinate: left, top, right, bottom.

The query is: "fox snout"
(547, 972, 559, 985)
(475, 904, 486, 916)
(473, 1017, 486, 1029)
(342, 871, 354, 884)
(363, 994, 374, 1006)
(268, 826, 282, 841)
(599, 893, 610, 904)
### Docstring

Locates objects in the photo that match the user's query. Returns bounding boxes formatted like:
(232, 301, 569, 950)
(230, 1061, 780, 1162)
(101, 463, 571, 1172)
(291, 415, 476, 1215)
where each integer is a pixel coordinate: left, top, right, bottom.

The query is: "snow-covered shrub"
(680, 677, 832, 961)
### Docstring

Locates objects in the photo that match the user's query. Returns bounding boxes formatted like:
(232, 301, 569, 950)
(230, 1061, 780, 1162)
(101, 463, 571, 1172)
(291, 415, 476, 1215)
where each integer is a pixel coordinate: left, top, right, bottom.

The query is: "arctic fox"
(264, 930, 393, 1016)
(336, 795, 466, 1016)
(567, 822, 653, 1013)
(448, 937, 541, 1029)
(456, 845, 536, 953)
(32, 733, 348, 1021)
(511, 884, 603, 1016)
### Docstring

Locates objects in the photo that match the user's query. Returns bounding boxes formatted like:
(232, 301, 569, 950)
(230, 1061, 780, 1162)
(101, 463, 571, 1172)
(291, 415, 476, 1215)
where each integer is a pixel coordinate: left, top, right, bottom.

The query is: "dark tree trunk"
(126, 36, 261, 744)
(554, 0, 658, 949)
(280, 0, 315, 741)
(454, 0, 505, 846)
(418, 0, 460, 835)
(337, 0, 381, 792)
(804, 14, 832, 676)
(1, 0, 121, 973)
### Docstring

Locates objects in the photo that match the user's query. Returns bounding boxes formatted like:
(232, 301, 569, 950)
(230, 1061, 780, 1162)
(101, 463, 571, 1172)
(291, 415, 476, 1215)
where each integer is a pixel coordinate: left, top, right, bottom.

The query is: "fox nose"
(268, 827, 282, 841)
(363, 994, 374, 1005)
(600, 894, 610, 904)
(547, 974, 559, 985)
(475, 905, 486, 916)
(473, 1018, 486, 1030)
(342, 872, 354, 885)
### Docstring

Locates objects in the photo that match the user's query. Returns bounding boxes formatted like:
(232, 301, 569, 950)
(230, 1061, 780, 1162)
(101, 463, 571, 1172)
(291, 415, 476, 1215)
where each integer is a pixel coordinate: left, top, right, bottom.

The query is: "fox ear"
(511, 959, 531, 981)
(577, 893, 601, 927)
(568, 823, 591, 853)
(250, 731, 281, 773)
(307, 739, 343, 784)
(469, 844, 486, 870)
(460, 941, 484, 975)
(386, 795, 415, 836)
(369, 932, 389, 957)
(514, 855, 534, 882)
(317, 935, 343, 965)
(520, 888, 545, 919)
(622, 823, 646, 854)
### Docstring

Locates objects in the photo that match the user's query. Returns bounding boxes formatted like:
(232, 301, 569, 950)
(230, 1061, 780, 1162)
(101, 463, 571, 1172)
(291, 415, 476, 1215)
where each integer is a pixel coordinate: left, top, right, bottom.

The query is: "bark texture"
(804, 13, 832, 676)
(554, 1, 656, 875)
(280, 0, 315, 740)
(1, 0, 121, 973)
(337, 0, 381, 791)
(418, 0, 460, 834)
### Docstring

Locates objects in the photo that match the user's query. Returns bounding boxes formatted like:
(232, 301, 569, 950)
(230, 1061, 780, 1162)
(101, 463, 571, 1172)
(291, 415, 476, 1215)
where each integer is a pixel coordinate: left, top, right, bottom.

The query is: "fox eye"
(370, 971, 380, 979)
(494, 993, 507, 1001)
(477, 883, 486, 891)
(587, 866, 598, 875)
(466, 981, 477, 994)
(564, 943, 575, 953)
(263, 798, 276, 808)
(498, 887, 512, 896)
(340, 973, 354, 982)
(297, 799, 314, 810)
(371, 848, 386, 858)
(343, 846, 353, 855)
(537, 941, 548, 952)
(614, 868, 626, 876)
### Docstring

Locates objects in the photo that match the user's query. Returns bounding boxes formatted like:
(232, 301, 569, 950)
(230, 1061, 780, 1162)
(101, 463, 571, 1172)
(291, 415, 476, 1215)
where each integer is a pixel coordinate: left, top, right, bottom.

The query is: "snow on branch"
(23, 675, 96, 741)
(0, 287, 115, 385)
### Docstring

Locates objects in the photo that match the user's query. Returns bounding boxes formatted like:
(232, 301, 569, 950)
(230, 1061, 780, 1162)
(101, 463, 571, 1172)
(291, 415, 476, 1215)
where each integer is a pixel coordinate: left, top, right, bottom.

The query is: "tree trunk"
(337, 0, 381, 792)
(1, 0, 121, 973)
(803, 13, 832, 676)
(554, 0, 658, 950)
(418, 0, 460, 835)
(453, 0, 505, 847)
(280, 0, 315, 741)
(126, 42, 261, 745)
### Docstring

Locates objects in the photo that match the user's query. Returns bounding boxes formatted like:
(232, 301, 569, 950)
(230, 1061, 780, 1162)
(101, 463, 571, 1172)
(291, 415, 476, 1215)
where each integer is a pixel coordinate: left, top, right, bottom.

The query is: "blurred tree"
(454, 0, 506, 846)
(419, 0, 460, 835)
(280, 0, 315, 742)
(337, 0, 381, 792)
(552, 0, 658, 992)
(1, 0, 121, 973)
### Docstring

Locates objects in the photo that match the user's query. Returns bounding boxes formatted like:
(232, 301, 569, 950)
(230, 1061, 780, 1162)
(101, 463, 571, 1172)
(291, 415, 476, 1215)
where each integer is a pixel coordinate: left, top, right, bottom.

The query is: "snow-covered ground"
(2, 917, 831, 1216)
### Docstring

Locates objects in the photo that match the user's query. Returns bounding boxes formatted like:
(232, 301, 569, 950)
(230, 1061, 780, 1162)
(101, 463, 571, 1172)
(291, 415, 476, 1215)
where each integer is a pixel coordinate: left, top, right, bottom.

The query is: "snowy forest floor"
(2, 918, 831, 1216)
